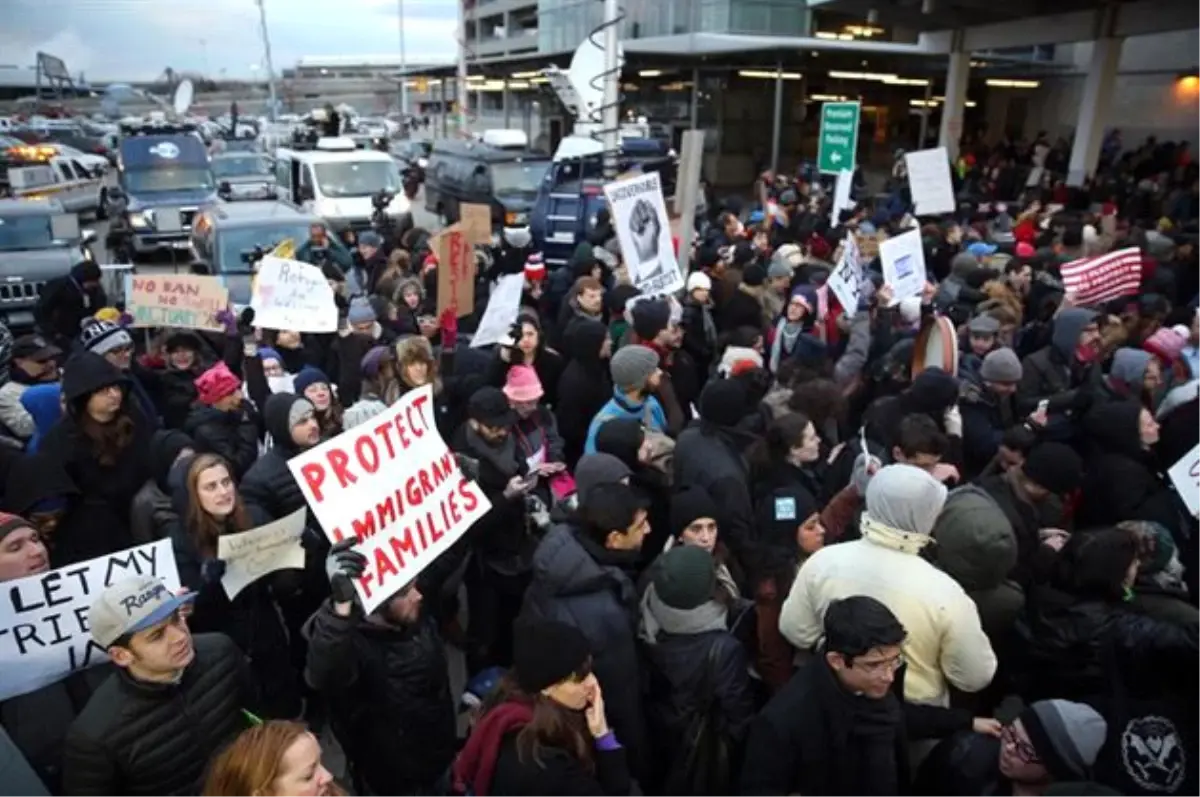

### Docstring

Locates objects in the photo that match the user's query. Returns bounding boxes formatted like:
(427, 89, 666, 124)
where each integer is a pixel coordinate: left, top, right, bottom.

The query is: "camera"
(371, 190, 395, 211)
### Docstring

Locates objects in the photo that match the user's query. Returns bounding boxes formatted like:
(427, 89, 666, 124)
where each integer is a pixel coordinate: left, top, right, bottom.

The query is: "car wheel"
(95, 189, 109, 221)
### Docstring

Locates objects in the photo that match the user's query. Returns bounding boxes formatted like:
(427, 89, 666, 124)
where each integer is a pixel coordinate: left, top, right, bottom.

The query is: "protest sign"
(0, 539, 181, 702)
(250, 256, 338, 333)
(830, 169, 855, 226)
(288, 385, 492, 613)
(827, 234, 862, 313)
(1167, 444, 1199, 518)
(604, 171, 684, 296)
(470, 274, 525, 348)
(460, 203, 492, 246)
(434, 225, 476, 318)
(904, 147, 956, 216)
(217, 508, 307, 599)
(879, 228, 927, 305)
(123, 274, 228, 331)
(1060, 247, 1142, 306)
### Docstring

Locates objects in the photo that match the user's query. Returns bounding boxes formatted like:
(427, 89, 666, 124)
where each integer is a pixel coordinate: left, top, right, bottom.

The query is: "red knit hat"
(194, 361, 242, 405)
(524, 252, 546, 282)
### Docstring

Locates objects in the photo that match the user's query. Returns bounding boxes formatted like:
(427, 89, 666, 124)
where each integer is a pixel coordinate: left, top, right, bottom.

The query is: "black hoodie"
(554, 318, 611, 467)
(239, 392, 311, 523)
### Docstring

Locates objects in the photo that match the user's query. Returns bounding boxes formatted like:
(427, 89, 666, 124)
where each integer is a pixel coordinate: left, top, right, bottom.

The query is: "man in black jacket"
(306, 540, 458, 796)
(741, 596, 985, 796)
(62, 575, 249, 795)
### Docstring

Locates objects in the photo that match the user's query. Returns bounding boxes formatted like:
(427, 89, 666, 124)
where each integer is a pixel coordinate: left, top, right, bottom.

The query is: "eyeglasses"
(852, 652, 905, 676)
(1002, 724, 1040, 763)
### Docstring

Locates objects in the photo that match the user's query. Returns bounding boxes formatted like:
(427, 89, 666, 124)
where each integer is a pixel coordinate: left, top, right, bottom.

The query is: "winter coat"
(39, 353, 154, 566)
(129, 429, 193, 545)
(490, 729, 633, 796)
(1017, 308, 1102, 435)
(0, 380, 34, 441)
(584, 389, 667, 455)
(141, 365, 202, 431)
(680, 297, 717, 377)
(674, 423, 757, 557)
(183, 404, 261, 480)
(975, 469, 1064, 590)
(779, 518, 997, 706)
(453, 424, 539, 577)
(958, 371, 1017, 479)
(61, 633, 248, 796)
(305, 600, 458, 795)
(863, 367, 964, 467)
(521, 524, 649, 779)
(486, 347, 565, 409)
(913, 731, 1007, 796)
(34, 273, 106, 349)
(0, 724, 48, 796)
(555, 319, 612, 467)
(20, 383, 63, 454)
(239, 393, 310, 523)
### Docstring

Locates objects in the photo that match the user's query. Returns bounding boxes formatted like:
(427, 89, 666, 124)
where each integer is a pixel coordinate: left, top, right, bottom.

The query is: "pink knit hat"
(194, 361, 242, 405)
(1143, 327, 1188, 364)
(503, 364, 543, 403)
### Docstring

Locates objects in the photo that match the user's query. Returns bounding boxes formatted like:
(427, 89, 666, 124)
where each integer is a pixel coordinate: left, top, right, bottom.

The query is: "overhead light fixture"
(810, 93, 848, 101)
(815, 31, 839, 39)
(910, 99, 937, 107)
(510, 70, 540, 79)
(638, 69, 663, 77)
(986, 79, 1039, 88)
(828, 70, 898, 81)
(838, 33, 854, 40)
(739, 69, 802, 80)
(883, 77, 930, 86)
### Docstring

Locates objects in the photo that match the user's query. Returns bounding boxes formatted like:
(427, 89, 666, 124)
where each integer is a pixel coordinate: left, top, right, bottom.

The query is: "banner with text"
(0, 539, 181, 702)
(124, 273, 228, 331)
(604, 171, 683, 297)
(1167, 443, 1199, 518)
(250, 256, 338, 333)
(217, 508, 307, 599)
(288, 385, 492, 613)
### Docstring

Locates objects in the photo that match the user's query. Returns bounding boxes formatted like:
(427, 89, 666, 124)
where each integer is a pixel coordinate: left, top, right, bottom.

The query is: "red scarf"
(452, 700, 534, 796)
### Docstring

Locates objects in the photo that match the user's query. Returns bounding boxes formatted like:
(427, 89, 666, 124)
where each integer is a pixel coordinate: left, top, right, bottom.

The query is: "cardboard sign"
(124, 273, 229, 331)
(879, 228, 927, 305)
(288, 385, 492, 613)
(1167, 444, 1199, 518)
(604, 170, 684, 296)
(217, 508, 307, 599)
(0, 539, 181, 702)
(434, 225, 476, 318)
(471, 274, 525, 348)
(460, 203, 492, 246)
(1060, 247, 1142, 306)
(250, 256, 339, 333)
(827, 234, 862, 313)
(904, 147, 956, 216)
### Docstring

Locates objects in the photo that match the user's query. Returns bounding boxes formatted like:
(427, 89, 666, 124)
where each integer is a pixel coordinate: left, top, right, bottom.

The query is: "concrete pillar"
(770, 61, 784, 173)
(689, 67, 700, 130)
(503, 79, 512, 128)
(440, 79, 448, 138)
(1067, 36, 1121, 186)
(938, 37, 970, 161)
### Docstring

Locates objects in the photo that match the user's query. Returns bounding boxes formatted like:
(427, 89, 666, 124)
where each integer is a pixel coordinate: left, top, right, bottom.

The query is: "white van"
(274, 137, 412, 236)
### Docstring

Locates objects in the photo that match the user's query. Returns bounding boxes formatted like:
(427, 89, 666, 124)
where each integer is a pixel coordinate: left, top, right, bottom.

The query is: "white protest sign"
(217, 508, 307, 599)
(904, 147, 956, 216)
(879, 228, 927, 306)
(288, 385, 492, 613)
(1167, 444, 1199, 518)
(603, 171, 684, 296)
(471, 274, 525, 348)
(830, 169, 855, 226)
(827, 234, 862, 313)
(250, 256, 339, 333)
(0, 539, 181, 702)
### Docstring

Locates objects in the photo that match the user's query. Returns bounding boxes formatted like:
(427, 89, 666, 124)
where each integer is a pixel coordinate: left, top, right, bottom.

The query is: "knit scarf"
(816, 660, 903, 796)
(769, 317, 805, 373)
(452, 699, 534, 796)
(639, 583, 728, 644)
(463, 425, 521, 479)
(859, 512, 931, 556)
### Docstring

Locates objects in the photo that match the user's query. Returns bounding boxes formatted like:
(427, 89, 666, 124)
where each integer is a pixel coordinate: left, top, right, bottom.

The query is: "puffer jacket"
(141, 365, 202, 431)
(239, 393, 309, 523)
(129, 429, 193, 545)
(183, 404, 261, 480)
(958, 372, 1016, 479)
(61, 633, 248, 796)
(304, 601, 457, 795)
(521, 523, 648, 779)
(674, 422, 757, 557)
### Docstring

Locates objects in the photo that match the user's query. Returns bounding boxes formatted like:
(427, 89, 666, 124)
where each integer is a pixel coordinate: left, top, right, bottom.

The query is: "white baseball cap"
(686, 271, 712, 293)
(89, 575, 195, 648)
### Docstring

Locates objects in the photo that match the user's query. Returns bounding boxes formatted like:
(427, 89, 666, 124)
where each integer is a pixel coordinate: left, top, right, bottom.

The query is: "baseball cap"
(12, 334, 62, 362)
(89, 575, 196, 648)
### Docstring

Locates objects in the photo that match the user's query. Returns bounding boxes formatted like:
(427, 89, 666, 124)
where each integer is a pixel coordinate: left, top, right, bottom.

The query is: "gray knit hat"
(767, 259, 792, 280)
(980, 348, 1023, 383)
(1020, 700, 1108, 781)
(610, 344, 659, 391)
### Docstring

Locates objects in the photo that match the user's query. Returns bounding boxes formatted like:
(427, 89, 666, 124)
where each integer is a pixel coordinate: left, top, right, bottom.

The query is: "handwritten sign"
(434, 225, 475, 318)
(1167, 444, 1199, 518)
(288, 385, 492, 613)
(904, 147, 956, 216)
(123, 274, 228, 331)
(0, 539, 181, 702)
(217, 508, 307, 599)
(250, 255, 338, 333)
(460, 203, 492, 246)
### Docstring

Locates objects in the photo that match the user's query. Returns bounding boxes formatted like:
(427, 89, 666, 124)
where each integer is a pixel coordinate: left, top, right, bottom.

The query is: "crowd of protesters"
(0, 128, 1196, 797)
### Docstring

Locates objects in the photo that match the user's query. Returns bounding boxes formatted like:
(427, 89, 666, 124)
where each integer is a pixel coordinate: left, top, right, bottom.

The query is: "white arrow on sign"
(830, 152, 842, 163)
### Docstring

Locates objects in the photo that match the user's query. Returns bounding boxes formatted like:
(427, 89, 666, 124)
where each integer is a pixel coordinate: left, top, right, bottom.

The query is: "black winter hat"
(670, 487, 720, 538)
(699, 378, 747, 428)
(593, 416, 644, 467)
(1023, 442, 1084, 495)
(467, 387, 517, 429)
(653, 545, 716, 610)
(695, 243, 720, 269)
(742, 262, 767, 287)
(905, 367, 960, 414)
(512, 617, 591, 693)
(631, 299, 672, 342)
(732, 241, 756, 268)
(61, 351, 128, 410)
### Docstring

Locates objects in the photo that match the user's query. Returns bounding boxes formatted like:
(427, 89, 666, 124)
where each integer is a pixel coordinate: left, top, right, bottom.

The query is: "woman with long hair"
(292, 366, 343, 438)
(165, 453, 300, 718)
(203, 720, 343, 796)
(487, 314, 565, 408)
(453, 617, 631, 796)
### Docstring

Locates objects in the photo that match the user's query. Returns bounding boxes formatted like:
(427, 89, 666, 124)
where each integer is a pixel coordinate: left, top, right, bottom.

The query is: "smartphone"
(1036, 399, 1049, 414)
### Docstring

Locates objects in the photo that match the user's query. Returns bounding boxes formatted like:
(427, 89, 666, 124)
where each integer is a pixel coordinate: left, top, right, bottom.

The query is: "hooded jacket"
(674, 421, 757, 557)
(19, 383, 62, 454)
(1102, 348, 1153, 404)
(129, 429, 192, 545)
(1017, 308, 1102, 425)
(958, 366, 1017, 478)
(555, 319, 612, 466)
(182, 403, 261, 480)
(864, 367, 964, 465)
(239, 393, 310, 523)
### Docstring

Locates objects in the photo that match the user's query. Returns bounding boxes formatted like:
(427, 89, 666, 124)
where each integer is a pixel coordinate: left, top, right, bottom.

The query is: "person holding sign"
(62, 576, 250, 796)
(162, 454, 300, 719)
(186, 362, 261, 480)
(305, 539, 458, 797)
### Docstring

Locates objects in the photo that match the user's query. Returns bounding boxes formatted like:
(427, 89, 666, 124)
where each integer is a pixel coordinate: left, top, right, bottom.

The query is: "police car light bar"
(4, 145, 56, 163)
(315, 137, 358, 152)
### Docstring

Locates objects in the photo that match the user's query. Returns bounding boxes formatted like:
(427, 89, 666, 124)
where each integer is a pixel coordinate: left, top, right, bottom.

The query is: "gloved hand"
(325, 538, 367, 604)
(238, 307, 256, 336)
(943, 404, 963, 437)
(440, 308, 459, 350)
(214, 308, 238, 337)
(201, 558, 227, 584)
(118, 312, 135, 327)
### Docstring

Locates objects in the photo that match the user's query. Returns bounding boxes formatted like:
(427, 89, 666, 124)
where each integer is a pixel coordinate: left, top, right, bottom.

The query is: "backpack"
(661, 643, 733, 795)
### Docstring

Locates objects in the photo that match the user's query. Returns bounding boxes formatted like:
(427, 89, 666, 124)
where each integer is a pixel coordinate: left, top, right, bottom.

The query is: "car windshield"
(212, 155, 270, 178)
(491, 161, 549, 195)
(0, 214, 72, 251)
(124, 167, 214, 193)
(216, 224, 313, 272)
(313, 160, 399, 198)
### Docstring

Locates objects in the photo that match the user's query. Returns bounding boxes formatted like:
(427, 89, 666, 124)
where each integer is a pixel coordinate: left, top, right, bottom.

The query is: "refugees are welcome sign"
(0, 539, 181, 702)
(288, 385, 492, 613)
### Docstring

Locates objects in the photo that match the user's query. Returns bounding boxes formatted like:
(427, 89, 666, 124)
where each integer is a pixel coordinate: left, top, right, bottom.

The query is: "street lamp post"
(398, 0, 408, 116)
(253, 0, 279, 121)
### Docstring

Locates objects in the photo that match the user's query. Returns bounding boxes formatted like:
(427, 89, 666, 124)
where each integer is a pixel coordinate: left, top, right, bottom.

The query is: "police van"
(106, 124, 217, 258)
(274, 136, 412, 239)
(0, 143, 107, 217)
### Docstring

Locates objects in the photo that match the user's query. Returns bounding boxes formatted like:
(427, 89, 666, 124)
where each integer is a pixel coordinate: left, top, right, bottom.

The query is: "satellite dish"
(173, 79, 194, 117)
(566, 36, 622, 123)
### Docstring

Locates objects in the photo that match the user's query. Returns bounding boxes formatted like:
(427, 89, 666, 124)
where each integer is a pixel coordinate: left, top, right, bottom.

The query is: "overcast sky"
(1, 0, 459, 81)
